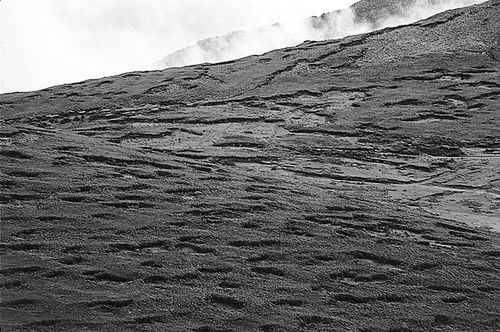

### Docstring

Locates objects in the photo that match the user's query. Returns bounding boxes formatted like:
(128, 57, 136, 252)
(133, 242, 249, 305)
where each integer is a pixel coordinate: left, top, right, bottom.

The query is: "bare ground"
(1, 1, 499, 331)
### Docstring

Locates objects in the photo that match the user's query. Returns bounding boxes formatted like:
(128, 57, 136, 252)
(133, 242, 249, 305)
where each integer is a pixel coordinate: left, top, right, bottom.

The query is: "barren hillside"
(1, 1, 499, 331)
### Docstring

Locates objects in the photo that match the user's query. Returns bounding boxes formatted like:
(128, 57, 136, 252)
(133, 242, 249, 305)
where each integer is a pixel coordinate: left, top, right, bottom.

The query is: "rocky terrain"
(1, 0, 500, 331)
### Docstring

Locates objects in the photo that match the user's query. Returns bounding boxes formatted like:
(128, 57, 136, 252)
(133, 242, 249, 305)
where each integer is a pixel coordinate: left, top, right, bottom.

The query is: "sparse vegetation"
(1, 1, 499, 331)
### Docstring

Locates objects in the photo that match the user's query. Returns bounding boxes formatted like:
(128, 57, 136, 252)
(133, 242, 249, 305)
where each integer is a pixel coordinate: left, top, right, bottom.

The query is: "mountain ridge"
(155, 0, 486, 69)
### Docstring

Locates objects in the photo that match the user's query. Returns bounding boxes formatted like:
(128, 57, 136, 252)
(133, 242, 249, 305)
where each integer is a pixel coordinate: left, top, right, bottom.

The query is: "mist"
(156, 0, 486, 69)
(1, 0, 486, 93)
(1, 0, 355, 93)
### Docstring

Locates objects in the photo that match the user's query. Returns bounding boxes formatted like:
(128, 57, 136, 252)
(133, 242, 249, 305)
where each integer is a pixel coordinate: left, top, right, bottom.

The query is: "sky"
(1, 0, 357, 93)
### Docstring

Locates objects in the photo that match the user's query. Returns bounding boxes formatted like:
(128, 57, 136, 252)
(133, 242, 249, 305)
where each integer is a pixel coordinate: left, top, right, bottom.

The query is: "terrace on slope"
(1, 1, 499, 331)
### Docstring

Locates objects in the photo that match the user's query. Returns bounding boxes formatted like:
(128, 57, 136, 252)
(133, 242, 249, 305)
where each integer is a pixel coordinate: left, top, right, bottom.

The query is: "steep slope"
(1, 1, 500, 331)
(155, 0, 485, 68)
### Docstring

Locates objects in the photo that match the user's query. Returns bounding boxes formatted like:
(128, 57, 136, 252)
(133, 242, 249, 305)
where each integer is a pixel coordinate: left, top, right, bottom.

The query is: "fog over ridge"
(156, 0, 486, 69)
(2, 0, 355, 93)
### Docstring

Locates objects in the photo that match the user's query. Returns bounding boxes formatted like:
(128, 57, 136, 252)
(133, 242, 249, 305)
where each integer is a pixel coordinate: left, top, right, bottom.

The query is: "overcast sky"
(1, 0, 357, 93)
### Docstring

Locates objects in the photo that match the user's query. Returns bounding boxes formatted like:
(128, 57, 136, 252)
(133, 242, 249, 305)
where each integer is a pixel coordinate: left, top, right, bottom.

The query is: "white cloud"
(1, 0, 485, 93)
(156, 0, 486, 69)
(1, 0, 356, 93)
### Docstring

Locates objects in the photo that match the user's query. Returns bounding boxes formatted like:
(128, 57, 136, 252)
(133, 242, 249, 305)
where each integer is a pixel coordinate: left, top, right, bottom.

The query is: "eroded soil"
(1, 1, 499, 331)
